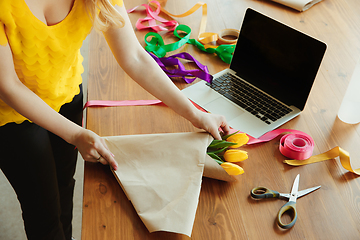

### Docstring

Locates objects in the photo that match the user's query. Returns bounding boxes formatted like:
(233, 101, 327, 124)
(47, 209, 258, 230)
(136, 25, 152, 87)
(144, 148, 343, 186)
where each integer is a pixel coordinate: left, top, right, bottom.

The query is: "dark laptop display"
(232, 8, 327, 110)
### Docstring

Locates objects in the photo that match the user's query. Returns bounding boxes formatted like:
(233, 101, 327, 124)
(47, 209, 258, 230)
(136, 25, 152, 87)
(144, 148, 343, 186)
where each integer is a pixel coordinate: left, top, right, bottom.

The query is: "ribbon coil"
(279, 134, 314, 160)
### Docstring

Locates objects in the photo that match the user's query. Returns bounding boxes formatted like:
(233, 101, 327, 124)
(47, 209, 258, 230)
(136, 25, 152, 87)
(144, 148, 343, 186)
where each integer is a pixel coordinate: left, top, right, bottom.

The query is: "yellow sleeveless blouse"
(0, 0, 123, 126)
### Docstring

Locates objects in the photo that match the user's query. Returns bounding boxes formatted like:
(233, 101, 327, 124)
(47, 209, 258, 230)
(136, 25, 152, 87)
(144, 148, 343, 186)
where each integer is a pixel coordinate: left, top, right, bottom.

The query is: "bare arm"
(103, 3, 230, 139)
(0, 42, 118, 169)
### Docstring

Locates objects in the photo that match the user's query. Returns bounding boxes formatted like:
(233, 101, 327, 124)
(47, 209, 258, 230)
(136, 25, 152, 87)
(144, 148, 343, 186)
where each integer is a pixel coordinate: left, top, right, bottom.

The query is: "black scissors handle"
(277, 201, 298, 229)
(251, 187, 298, 229)
(251, 187, 280, 199)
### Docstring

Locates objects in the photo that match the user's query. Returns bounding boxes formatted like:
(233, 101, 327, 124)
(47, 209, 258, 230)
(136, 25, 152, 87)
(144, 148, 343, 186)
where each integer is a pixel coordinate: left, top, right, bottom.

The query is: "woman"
(0, 0, 229, 239)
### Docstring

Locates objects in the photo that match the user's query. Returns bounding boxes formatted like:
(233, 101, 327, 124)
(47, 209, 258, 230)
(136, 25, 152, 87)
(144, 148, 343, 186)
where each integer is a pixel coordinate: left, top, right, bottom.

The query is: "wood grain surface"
(82, 0, 360, 239)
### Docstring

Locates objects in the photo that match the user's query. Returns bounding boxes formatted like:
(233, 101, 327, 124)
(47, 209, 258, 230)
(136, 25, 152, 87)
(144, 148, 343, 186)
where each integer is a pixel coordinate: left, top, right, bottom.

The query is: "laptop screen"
(231, 8, 326, 110)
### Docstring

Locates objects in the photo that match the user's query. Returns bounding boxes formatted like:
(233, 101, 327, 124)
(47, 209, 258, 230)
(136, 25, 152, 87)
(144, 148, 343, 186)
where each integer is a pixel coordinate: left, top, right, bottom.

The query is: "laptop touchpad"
(204, 98, 245, 121)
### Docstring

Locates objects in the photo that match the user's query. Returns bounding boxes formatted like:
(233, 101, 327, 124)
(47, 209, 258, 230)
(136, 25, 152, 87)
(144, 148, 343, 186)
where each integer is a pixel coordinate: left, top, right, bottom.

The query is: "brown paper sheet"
(103, 132, 232, 236)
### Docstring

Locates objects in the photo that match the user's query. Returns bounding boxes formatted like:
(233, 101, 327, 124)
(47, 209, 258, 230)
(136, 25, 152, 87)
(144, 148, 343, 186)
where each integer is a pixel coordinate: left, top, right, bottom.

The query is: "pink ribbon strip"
(127, 1, 178, 32)
(83, 99, 164, 110)
(85, 100, 314, 160)
(245, 129, 311, 145)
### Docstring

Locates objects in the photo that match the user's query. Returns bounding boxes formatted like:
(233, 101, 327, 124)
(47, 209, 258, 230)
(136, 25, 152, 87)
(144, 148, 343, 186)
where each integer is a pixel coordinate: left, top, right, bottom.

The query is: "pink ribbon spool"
(279, 134, 314, 160)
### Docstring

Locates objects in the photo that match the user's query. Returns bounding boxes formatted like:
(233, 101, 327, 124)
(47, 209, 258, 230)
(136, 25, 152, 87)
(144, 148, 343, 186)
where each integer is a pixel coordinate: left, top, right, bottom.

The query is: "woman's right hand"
(71, 128, 118, 170)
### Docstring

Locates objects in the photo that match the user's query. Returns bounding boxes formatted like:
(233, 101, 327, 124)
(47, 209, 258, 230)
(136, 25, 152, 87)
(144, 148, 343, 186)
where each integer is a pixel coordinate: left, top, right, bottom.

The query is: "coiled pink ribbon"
(279, 133, 314, 160)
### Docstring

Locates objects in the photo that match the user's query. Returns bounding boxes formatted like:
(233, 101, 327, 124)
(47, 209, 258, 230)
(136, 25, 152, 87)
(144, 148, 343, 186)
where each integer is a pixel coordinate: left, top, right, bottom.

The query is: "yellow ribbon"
(284, 146, 360, 175)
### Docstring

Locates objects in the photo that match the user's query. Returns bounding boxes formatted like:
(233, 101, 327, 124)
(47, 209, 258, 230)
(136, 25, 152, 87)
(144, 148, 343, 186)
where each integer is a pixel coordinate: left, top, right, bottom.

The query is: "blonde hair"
(85, 0, 125, 32)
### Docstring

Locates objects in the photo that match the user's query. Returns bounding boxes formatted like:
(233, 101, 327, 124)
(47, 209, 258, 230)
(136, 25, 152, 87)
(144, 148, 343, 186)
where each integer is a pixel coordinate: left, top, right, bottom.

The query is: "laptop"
(182, 8, 327, 138)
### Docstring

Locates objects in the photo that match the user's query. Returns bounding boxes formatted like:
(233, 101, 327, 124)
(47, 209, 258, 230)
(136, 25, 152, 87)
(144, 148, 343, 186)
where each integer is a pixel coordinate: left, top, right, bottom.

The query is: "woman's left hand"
(190, 110, 230, 140)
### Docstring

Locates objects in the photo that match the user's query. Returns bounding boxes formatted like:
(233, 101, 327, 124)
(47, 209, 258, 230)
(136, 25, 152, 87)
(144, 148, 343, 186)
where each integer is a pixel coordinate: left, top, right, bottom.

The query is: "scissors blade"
(289, 174, 300, 202)
(297, 185, 321, 198)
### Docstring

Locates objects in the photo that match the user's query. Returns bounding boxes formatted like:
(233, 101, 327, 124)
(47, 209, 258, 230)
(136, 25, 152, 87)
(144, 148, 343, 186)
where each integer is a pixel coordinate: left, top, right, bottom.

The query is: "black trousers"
(0, 87, 83, 240)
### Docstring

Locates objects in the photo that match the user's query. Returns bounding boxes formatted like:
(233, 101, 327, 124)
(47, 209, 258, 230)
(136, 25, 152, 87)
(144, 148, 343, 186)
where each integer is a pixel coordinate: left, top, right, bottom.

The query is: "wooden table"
(82, 0, 360, 239)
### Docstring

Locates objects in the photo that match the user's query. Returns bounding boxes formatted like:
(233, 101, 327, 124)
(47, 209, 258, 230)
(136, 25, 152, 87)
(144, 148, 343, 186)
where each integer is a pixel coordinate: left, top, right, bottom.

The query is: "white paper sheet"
(272, 0, 322, 11)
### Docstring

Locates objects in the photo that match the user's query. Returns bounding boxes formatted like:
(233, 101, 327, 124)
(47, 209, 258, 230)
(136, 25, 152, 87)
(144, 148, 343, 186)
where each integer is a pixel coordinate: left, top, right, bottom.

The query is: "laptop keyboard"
(206, 73, 293, 125)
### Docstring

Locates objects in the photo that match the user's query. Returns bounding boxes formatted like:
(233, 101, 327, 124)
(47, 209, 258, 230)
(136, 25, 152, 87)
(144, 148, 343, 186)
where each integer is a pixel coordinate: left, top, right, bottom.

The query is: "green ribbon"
(144, 25, 191, 57)
(144, 24, 235, 64)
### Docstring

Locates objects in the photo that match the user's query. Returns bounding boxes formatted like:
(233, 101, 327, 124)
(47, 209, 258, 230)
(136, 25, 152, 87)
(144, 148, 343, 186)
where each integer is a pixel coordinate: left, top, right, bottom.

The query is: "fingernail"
(111, 152, 115, 157)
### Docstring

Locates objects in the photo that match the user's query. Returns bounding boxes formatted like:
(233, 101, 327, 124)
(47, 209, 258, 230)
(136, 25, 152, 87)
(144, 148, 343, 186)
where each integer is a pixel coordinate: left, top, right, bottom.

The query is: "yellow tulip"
(220, 162, 244, 175)
(226, 133, 249, 148)
(223, 149, 248, 162)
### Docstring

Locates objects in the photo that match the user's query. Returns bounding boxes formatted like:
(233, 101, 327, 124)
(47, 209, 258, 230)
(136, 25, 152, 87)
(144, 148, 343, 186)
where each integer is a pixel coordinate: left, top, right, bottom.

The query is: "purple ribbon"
(148, 51, 213, 84)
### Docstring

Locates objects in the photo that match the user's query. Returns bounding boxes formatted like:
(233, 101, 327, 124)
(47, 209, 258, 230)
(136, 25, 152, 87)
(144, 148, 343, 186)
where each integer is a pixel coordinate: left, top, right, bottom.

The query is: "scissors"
(250, 174, 320, 229)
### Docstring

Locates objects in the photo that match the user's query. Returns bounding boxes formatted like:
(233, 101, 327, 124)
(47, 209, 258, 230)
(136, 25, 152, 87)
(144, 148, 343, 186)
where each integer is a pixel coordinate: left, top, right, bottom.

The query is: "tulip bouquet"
(207, 131, 249, 176)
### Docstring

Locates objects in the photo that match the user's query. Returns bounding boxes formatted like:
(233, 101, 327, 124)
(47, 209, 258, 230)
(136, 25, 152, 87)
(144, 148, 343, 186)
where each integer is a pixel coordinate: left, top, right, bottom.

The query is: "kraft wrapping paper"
(103, 132, 233, 237)
(271, 0, 322, 11)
